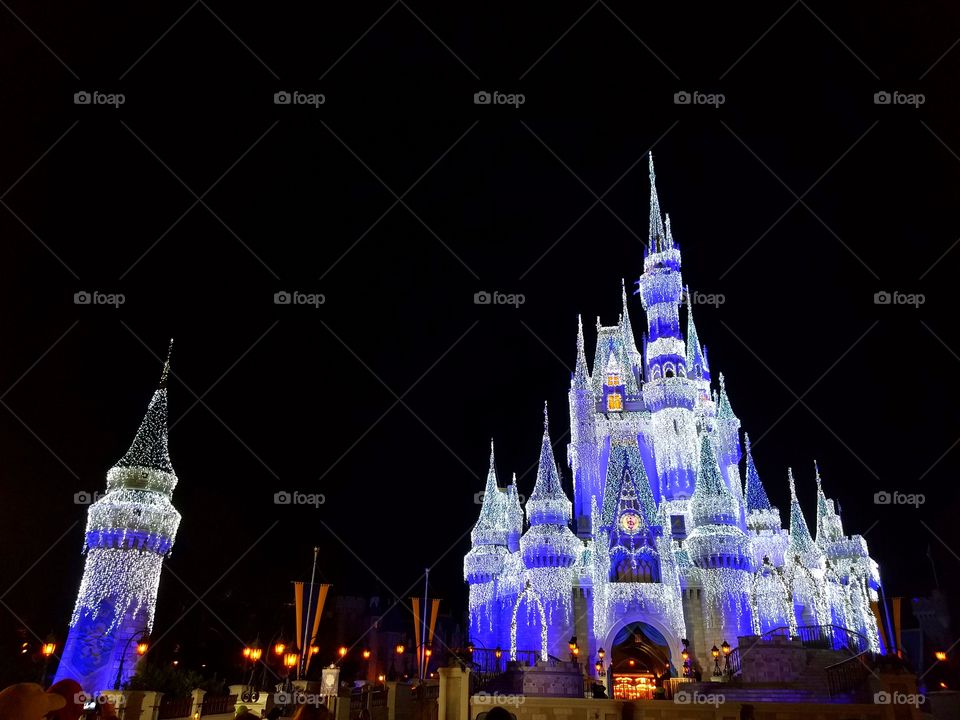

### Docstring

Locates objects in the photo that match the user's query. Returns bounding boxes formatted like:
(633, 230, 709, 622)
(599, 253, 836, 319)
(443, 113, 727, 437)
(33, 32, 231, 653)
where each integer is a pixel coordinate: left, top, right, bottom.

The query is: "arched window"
(664, 362, 675, 378)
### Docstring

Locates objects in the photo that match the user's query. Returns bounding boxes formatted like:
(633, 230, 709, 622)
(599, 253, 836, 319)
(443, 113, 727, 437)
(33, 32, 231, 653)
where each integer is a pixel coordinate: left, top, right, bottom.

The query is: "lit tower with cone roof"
(55, 343, 181, 693)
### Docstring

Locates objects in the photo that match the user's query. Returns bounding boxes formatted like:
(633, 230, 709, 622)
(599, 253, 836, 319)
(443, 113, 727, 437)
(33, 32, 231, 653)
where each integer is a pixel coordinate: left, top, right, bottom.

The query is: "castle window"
(606, 373, 621, 387)
(607, 393, 623, 412)
(664, 362, 675, 378)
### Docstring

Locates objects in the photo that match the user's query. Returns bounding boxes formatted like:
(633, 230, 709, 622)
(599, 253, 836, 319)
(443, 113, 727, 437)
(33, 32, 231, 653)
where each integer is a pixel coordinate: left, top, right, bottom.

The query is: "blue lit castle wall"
(464, 155, 885, 675)
(54, 353, 181, 693)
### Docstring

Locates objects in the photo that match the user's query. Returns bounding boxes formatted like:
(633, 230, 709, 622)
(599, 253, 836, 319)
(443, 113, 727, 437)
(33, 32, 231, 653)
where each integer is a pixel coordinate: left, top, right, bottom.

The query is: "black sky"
(2, 0, 960, 671)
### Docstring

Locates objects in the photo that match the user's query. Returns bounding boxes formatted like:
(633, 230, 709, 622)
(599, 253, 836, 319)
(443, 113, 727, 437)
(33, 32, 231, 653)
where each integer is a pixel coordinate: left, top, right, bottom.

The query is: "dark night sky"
(1, 0, 959, 671)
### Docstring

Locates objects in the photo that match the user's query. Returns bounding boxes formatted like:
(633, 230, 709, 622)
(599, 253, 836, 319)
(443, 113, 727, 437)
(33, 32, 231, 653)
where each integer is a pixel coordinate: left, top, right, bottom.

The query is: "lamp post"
(113, 631, 149, 691)
(568, 636, 579, 663)
(680, 638, 691, 679)
(39, 637, 57, 685)
(721, 640, 731, 677)
(595, 647, 606, 690)
(711, 645, 721, 678)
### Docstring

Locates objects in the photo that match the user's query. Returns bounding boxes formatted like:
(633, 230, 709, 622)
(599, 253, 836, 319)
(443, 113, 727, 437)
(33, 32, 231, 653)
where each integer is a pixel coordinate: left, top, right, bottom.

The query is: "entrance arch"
(600, 614, 684, 699)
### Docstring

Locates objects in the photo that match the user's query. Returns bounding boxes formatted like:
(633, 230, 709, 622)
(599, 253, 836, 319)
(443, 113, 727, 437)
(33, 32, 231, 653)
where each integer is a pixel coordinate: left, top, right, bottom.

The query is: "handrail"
(825, 650, 875, 698)
(759, 625, 869, 653)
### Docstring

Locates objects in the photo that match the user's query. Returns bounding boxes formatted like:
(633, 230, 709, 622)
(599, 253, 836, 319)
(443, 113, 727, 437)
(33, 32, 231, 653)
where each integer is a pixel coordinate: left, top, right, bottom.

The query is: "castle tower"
(637, 154, 699, 501)
(785, 469, 828, 627)
(464, 442, 511, 648)
(568, 315, 600, 538)
(519, 404, 580, 655)
(686, 434, 752, 658)
(55, 345, 182, 693)
(742, 434, 787, 568)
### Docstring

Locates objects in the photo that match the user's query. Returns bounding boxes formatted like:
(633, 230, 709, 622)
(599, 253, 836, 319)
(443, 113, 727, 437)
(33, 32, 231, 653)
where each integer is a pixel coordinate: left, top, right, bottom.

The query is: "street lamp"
(338, 646, 348, 659)
(274, 642, 286, 657)
(568, 636, 578, 660)
(283, 650, 299, 669)
(936, 651, 948, 662)
(721, 640, 731, 676)
(711, 645, 721, 677)
(114, 631, 149, 690)
(362, 649, 371, 660)
(395, 644, 405, 655)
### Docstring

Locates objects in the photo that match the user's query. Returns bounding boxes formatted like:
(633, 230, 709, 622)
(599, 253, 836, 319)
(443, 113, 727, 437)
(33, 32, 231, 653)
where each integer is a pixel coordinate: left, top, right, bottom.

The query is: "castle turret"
(686, 434, 753, 656)
(465, 442, 511, 648)
(743, 434, 788, 567)
(55, 343, 182, 693)
(465, 442, 510, 583)
(569, 316, 600, 538)
(787, 468, 822, 570)
(519, 405, 580, 655)
(637, 154, 699, 500)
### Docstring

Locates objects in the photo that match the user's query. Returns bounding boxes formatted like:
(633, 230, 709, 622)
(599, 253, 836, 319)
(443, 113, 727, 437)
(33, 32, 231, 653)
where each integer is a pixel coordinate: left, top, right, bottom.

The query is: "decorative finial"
(788, 467, 797, 497)
(814, 459, 822, 486)
(543, 401, 549, 433)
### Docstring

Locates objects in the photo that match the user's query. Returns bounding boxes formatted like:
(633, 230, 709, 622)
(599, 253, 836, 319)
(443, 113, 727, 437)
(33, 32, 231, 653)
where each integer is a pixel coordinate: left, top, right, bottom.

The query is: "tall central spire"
(649, 153, 667, 252)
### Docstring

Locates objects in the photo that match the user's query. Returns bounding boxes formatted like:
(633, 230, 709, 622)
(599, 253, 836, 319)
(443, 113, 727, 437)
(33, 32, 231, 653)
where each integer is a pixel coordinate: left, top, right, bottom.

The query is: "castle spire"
(470, 440, 508, 547)
(717, 372, 736, 420)
(525, 402, 571, 525)
(690, 434, 738, 527)
(685, 293, 707, 377)
(572, 315, 591, 389)
(621, 279, 641, 368)
(648, 152, 667, 252)
(787, 468, 817, 557)
(665, 213, 674, 247)
(743, 434, 772, 512)
(112, 341, 176, 482)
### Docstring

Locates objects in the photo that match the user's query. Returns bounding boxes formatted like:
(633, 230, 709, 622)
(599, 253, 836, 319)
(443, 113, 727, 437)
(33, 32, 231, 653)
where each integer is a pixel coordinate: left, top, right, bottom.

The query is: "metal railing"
(825, 651, 875, 698)
(759, 625, 869, 653)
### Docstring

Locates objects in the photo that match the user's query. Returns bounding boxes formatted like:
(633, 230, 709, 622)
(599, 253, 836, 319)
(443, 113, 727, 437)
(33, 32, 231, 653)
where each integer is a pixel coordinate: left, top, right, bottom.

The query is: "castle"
(54, 348, 180, 693)
(463, 156, 884, 691)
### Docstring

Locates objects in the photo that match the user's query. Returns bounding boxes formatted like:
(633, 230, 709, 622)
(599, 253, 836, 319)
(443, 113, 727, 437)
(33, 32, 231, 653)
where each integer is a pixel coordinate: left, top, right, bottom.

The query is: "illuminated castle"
(464, 156, 884, 684)
(54, 347, 181, 693)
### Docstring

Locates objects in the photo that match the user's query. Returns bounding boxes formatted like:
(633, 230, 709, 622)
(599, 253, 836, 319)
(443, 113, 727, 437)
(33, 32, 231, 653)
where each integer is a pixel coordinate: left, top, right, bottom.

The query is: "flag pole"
(420, 568, 429, 680)
(300, 546, 320, 679)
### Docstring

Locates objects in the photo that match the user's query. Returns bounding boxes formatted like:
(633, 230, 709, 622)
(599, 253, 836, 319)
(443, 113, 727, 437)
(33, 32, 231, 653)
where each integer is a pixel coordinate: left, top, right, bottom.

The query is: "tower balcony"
(464, 544, 510, 584)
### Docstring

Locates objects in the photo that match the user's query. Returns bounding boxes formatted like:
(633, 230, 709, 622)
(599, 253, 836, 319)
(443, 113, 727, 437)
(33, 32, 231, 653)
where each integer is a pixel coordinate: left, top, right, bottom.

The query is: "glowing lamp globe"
(362, 649, 371, 660)
(41, 642, 57, 657)
(338, 646, 347, 658)
(136, 641, 149, 656)
(274, 643, 286, 657)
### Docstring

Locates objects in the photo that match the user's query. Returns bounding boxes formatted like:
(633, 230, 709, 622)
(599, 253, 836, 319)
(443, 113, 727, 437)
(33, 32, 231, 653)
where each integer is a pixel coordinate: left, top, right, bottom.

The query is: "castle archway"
(600, 616, 684, 700)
